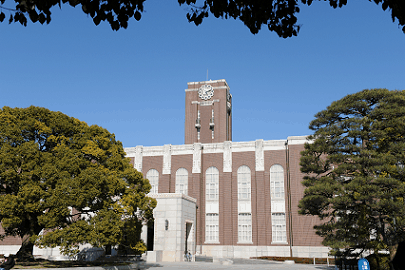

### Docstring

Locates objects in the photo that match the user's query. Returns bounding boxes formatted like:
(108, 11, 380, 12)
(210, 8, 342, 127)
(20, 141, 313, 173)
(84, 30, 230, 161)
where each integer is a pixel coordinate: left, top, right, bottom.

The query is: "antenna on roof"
(206, 69, 208, 81)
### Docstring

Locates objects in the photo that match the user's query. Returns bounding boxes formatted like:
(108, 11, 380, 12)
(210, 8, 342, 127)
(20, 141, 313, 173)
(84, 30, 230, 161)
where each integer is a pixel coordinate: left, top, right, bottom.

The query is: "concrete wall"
(147, 193, 197, 262)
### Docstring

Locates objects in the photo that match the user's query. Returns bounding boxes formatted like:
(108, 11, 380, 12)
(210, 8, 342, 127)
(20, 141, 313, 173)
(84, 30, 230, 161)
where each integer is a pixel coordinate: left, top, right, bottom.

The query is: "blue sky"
(1, 1, 404, 147)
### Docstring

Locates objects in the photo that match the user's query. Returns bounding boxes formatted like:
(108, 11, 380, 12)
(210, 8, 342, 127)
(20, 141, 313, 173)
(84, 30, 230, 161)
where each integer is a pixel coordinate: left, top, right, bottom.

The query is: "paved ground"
(138, 260, 334, 270)
(29, 259, 335, 270)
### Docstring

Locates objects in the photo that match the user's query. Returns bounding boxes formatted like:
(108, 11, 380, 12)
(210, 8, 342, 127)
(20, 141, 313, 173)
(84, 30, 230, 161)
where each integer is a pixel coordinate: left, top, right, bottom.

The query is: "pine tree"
(299, 89, 405, 269)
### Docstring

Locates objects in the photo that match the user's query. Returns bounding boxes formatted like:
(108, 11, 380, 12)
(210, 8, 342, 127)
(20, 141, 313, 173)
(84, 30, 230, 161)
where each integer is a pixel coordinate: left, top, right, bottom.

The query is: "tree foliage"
(299, 89, 405, 268)
(0, 106, 156, 258)
(0, 0, 404, 37)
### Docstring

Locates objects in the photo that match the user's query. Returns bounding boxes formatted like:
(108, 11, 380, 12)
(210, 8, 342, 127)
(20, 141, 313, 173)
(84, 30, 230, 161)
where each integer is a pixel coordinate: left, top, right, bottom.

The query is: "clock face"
(198, 84, 214, 100)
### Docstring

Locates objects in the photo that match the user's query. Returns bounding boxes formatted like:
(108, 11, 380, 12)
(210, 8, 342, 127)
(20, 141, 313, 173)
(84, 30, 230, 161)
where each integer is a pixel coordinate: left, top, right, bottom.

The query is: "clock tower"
(185, 79, 232, 144)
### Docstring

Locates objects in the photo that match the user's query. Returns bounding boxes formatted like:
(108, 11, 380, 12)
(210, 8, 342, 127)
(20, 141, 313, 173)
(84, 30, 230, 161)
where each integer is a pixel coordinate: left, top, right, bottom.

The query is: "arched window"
(270, 164, 287, 243)
(175, 168, 188, 195)
(237, 165, 251, 200)
(205, 166, 219, 200)
(146, 169, 159, 194)
(270, 164, 284, 199)
(237, 165, 252, 243)
(205, 166, 219, 243)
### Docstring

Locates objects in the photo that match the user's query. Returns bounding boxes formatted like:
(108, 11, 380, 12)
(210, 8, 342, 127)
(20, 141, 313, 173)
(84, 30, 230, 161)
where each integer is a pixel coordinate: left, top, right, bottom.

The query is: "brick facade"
(126, 138, 327, 258)
(125, 79, 328, 259)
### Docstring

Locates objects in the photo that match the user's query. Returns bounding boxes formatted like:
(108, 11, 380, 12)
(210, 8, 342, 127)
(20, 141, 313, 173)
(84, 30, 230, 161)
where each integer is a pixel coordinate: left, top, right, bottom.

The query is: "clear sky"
(1, 1, 404, 148)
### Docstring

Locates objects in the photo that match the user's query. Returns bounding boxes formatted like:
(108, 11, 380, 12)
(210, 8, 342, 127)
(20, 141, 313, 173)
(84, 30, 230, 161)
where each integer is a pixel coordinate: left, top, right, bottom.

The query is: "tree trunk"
(16, 236, 35, 262)
(391, 241, 405, 270)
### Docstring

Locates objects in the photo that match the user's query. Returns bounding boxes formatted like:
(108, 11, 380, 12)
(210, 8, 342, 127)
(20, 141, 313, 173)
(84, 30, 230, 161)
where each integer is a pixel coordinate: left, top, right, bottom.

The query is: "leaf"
(134, 10, 141, 21)
(38, 13, 46, 24)
(29, 10, 39, 23)
(93, 16, 101, 26)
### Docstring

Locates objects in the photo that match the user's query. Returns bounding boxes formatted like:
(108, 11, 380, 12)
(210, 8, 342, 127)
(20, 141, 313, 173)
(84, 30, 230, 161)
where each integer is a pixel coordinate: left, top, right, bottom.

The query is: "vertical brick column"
(255, 140, 265, 245)
(231, 171, 238, 245)
(255, 170, 266, 245)
(221, 171, 233, 245)
(192, 143, 204, 248)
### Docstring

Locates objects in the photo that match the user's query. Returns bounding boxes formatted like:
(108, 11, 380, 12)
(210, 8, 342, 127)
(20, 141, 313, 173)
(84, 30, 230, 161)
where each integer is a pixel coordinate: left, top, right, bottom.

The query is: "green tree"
(0, 0, 404, 37)
(299, 89, 405, 269)
(0, 106, 156, 259)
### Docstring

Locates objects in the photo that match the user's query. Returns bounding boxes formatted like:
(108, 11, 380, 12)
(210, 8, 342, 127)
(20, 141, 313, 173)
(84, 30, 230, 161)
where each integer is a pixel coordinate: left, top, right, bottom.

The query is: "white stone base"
(146, 250, 162, 263)
(33, 246, 71, 261)
(292, 246, 330, 258)
(33, 244, 104, 261)
(196, 245, 330, 259)
(0, 245, 20, 256)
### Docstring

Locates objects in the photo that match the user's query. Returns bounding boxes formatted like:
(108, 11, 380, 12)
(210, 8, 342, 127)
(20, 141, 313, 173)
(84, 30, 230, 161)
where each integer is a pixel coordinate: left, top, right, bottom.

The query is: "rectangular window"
(238, 213, 252, 243)
(271, 179, 284, 199)
(205, 213, 219, 243)
(238, 179, 251, 200)
(272, 213, 287, 243)
(206, 180, 219, 200)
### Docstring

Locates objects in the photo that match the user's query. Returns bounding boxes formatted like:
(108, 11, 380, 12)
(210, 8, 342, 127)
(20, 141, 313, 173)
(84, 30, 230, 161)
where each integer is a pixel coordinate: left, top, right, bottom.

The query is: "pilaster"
(223, 141, 232, 172)
(192, 143, 202, 174)
(255, 139, 264, 172)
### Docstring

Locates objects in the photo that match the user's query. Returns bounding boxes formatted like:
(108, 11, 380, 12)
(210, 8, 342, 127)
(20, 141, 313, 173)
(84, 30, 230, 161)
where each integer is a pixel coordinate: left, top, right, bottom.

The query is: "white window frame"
(175, 168, 188, 195)
(205, 213, 219, 243)
(205, 167, 219, 200)
(237, 166, 252, 243)
(238, 213, 252, 243)
(271, 213, 287, 243)
(146, 169, 159, 194)
(237, 165, 251, 200)
(270, 164, 285, 199)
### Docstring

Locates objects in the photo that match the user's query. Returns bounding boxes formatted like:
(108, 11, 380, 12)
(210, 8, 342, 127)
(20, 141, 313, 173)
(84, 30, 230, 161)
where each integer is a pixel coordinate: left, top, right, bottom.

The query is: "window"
(272, 213, 287, 243)
(238, 213, 252, 243)
(205, 166, 219, 243)
(175, 168, 188, 195)
(270, 164, 284, 199)
(205, 167, 219, 200)
(205, 213, 219, 242)
(237, 165, 251, 200)
(270, 165, 287, 243)
(237, 165, 252, 242)
(146, 169, 159, 194)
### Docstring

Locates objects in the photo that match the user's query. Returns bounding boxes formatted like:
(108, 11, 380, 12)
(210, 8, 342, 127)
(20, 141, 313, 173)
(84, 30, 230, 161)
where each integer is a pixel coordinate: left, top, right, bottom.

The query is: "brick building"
(0, 79, 328, 261)
(125, 79, 328, 262)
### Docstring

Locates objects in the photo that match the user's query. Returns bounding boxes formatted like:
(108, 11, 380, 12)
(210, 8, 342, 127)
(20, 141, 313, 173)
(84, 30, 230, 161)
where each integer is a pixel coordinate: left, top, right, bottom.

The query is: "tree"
(0, 0, 404, 37)
(299, 89, 405, 269)
(0, 106, 156, 259)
